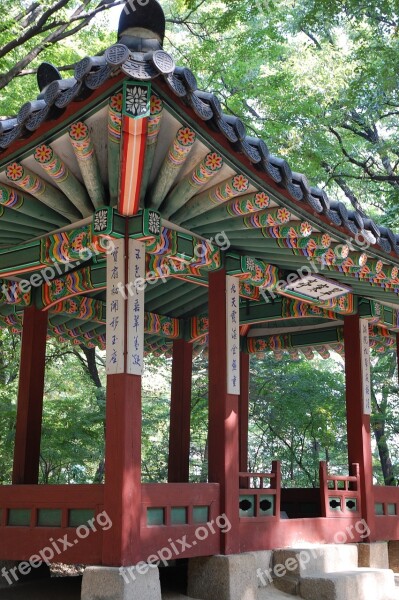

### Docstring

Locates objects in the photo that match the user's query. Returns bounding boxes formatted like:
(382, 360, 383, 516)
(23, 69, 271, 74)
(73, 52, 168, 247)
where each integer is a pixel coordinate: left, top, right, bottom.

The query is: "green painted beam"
(0, 183, 65, 227)
(5, 162, 81, 222)
(69, 121, 107, 210)
(147, 126, 196, 210)
(161, 151, 224, 219)
(34, 144, 92, 218)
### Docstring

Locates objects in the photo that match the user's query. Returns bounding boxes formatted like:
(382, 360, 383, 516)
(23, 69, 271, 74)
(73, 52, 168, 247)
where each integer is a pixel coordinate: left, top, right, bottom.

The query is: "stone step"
(300, 568, 397, 600)
(162, 593, 201, 600)
(258, 584, 299, 599)
(272, 544, 358, 578)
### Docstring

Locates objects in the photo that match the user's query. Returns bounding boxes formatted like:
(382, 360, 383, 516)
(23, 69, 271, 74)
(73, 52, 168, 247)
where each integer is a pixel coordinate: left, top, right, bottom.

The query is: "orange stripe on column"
(119, 116, 148, 216)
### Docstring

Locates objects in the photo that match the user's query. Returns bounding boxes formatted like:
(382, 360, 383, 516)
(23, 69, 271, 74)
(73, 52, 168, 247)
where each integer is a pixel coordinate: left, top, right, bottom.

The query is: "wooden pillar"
(344, 314, 375, 535)
(168, 338, 192, 483)
(102, 236, 144, 566)
(208, 269, 240, 555)
(12, 306, 48, 484)
(239, 352, 250, 488)
(102, 373, 141, 566)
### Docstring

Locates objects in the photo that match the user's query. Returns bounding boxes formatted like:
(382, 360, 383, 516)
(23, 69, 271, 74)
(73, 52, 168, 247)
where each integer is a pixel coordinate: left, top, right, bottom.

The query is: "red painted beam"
(102, 373, 141, 566)
(208, 269, 240, 554)
(344, 314, 375, 537)
(168, 339, 193, 483)
(12, 306, 48, 485)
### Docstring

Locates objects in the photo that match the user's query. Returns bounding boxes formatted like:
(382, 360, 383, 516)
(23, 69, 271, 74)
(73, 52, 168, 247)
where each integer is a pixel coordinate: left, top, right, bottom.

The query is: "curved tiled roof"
(0, 39, 397, 260)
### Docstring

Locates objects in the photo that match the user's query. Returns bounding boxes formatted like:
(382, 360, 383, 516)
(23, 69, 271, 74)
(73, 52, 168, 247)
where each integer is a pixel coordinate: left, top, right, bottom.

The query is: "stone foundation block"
(358, 542, 389, 569)
(300, 568, 396, 600)
(248, 551, 273, 587)
(272, 544, 358, 577)
(388, 540, 399, 572)
(81, 565, 162, 600)
(188, 554, 257, 600)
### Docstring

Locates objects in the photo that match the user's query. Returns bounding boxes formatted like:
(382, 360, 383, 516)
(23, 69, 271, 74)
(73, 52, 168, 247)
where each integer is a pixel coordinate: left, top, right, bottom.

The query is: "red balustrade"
(319, 461, 361, 518)
(238, 461, 281, 521)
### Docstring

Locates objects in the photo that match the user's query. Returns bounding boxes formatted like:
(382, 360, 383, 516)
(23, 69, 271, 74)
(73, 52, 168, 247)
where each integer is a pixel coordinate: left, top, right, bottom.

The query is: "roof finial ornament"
(118, 0, 165, 51)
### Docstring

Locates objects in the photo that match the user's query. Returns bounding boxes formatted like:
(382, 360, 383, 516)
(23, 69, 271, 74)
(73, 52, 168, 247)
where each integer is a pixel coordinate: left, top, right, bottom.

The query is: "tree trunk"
(373, 419, 396, 485)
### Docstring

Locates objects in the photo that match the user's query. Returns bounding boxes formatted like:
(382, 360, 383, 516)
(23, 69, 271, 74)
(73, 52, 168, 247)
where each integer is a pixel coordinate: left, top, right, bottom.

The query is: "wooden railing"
(238, 460, 281, 520)
(374, 485, 399, 517)
(0, 484, 104, 563)
(140, 482, 221, 558)
(319, 461, 361, 517)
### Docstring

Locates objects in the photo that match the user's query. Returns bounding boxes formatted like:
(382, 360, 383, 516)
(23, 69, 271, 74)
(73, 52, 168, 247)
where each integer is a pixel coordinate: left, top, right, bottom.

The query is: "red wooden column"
(102, 236, 144, 566)
(168, 338, 193, 483)
(103, 373, 141, 566)
(344, 314, 375, 535)
(12, 305, 48, 484)
(208, 269, 240, 554)
(239, 352, 250, 488)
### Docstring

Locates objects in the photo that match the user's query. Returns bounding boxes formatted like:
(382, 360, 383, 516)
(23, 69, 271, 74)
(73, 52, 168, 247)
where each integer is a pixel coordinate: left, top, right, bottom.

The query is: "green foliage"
(249, 354, 347, 487)
(40, 341, 105, 483)
(165, 0, 399, 224)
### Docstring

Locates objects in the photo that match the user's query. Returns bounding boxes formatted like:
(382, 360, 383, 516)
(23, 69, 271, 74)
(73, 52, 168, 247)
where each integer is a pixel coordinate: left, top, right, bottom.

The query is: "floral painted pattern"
(205, 152, 223, 170)
(148, 211, 161, 235)
(254, 192, 270, 209)
(6, 162, 23, 181)
(232, 174, 249, 192)
(94, 209, 108, 233)
(277, 207, 290, 223)
(321, 234, 331, 248)
(125, 86, 148, 117)
(177, 127, 196, 146)
(300, 221, 312, 237)
(150, 95, 163, 115)
(69, 122, 88, 141)
(34, 144, 53, 163)
(110, 93, 123, 112)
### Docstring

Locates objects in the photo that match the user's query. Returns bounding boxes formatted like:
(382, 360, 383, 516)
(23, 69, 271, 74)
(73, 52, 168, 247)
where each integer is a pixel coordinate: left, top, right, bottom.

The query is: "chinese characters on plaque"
(359, 318, 371, 415)
(127, 240, 145, 375)
(106, 239, 145, 375)
(226, 275, 240, 394)
(106, 238, 125, 374)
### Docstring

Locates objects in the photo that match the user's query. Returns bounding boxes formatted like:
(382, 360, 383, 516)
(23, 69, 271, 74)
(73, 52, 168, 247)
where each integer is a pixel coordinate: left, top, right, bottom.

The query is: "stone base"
(81, 565, 162, 600)
(187, 554, 258, 600)
(389, 540, 399, 572)
(299, 568, 396, 600)
(358, 542, 389, 569)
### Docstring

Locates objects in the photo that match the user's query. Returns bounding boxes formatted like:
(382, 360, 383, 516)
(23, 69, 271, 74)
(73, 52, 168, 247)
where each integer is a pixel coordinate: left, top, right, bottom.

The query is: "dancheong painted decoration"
(2, 0, 399, 591)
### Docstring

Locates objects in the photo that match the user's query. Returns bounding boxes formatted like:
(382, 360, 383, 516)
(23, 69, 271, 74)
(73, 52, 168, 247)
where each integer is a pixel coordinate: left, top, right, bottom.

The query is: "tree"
(0, 0, 123, 115)
(249, 354, 347, 487)
(167, 0, 399, 224)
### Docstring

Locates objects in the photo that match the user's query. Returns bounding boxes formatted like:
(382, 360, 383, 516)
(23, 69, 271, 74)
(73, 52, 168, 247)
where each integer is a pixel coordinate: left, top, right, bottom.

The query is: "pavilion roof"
(0, 0, 398, 360)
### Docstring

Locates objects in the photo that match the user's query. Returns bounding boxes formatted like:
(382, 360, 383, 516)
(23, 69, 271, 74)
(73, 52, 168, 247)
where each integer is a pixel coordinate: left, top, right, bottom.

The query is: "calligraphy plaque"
(226, 275, 240, 394)
(127, 239, 145, 375)
(106, 238, 126, 374)
(359, 318, 372, 415)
